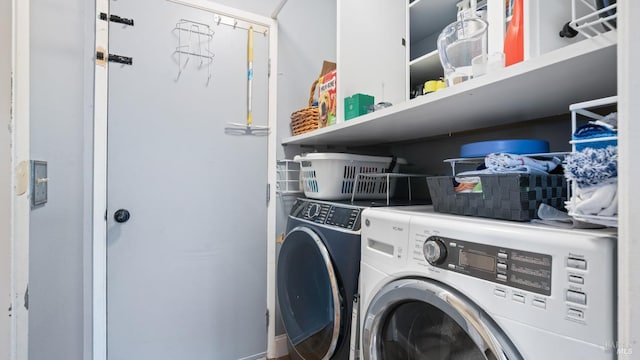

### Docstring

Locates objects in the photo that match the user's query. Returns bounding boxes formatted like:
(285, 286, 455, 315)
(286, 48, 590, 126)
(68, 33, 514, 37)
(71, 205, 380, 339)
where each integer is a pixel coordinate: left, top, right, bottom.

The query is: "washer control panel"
(290, 199, 363, 231)
(423, 236, 552, 296)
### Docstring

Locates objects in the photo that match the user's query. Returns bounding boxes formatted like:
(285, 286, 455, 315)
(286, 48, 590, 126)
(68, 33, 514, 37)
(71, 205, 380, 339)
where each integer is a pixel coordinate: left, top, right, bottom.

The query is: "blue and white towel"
(457, 152, 561, 176)
(564, 145, 618, 219)
(564, 145, 617, 188)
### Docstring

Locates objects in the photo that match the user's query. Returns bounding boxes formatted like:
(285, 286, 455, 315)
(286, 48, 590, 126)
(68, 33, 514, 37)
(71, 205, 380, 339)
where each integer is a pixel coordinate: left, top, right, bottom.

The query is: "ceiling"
(210, 0, 286, 18)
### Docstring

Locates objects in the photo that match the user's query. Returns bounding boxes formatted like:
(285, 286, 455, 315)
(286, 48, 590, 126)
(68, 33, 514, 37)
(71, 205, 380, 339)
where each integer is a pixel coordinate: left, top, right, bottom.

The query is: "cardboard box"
(318, 70, 337, 126)
(344, 93, 374, 120)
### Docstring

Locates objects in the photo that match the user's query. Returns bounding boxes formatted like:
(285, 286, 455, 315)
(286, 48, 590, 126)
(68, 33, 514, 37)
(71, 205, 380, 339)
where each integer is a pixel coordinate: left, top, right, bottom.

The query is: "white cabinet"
(337, 0, 406, 123)
(336, 0, 585, 124)
(284, 31, 616, 146)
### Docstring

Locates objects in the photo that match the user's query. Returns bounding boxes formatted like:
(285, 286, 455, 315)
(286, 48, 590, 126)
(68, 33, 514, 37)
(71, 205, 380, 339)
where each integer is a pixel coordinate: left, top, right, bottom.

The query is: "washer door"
(362, 279, 523, 360)
(277, 226, 342, 360)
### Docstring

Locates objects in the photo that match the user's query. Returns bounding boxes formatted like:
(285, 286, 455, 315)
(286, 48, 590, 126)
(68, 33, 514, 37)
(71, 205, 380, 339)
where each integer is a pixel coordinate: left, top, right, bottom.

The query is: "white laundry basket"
(293, 153, 406, 200)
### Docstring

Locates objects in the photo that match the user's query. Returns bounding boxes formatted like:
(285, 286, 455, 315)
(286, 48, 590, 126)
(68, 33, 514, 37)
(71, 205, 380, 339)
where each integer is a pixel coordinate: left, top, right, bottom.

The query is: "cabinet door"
(337, 0, 407, 122)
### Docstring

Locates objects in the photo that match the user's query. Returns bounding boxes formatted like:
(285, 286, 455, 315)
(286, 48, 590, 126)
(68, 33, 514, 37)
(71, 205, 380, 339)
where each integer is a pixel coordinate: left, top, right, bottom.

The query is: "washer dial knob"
(423, 237, 447, 265)
(305, 203, 321, 220)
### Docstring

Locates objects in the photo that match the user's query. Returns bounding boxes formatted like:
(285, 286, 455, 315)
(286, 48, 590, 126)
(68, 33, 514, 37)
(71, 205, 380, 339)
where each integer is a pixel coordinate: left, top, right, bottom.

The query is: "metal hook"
(263, 29, 267, 36)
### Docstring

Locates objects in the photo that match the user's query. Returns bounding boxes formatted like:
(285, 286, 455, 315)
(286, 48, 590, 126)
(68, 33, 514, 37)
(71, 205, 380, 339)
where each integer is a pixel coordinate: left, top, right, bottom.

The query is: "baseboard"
(238, 351, 267, 360)
(273, 334, 289, 358)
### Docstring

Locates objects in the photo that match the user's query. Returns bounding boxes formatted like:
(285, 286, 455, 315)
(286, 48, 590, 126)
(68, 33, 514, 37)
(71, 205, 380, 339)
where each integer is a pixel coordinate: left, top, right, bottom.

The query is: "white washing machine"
(358, 206, 617, 360)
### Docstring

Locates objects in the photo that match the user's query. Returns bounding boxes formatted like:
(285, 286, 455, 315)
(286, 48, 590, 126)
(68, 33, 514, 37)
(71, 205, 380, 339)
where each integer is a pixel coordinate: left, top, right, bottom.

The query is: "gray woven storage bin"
(427, 174, 567, 221)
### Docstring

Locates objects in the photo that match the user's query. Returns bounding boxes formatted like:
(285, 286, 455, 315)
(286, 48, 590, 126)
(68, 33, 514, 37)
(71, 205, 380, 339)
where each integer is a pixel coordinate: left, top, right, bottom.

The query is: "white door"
(106, 1, 269, 359)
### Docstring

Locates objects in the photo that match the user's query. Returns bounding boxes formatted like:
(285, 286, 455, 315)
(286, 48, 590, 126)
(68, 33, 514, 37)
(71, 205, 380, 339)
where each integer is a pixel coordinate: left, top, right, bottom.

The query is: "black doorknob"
(114, 209, 130, 223)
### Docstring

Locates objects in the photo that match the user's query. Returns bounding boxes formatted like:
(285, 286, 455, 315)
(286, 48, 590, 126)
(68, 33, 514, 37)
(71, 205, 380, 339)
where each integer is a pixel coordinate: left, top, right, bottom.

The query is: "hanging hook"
(233, 20, 237, 29)
(263, 29, 268, 36)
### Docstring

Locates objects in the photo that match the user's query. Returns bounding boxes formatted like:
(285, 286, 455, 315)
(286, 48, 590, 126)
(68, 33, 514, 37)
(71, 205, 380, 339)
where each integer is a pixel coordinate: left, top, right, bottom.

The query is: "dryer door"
(277, 226, 342, 360)
(362, 278, 523, 360)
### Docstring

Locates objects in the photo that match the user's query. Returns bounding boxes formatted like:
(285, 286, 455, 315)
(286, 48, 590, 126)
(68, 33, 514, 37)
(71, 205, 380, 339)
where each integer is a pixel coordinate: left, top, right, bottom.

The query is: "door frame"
(3, 0, 31, 358)
(92, 1, 278, 359)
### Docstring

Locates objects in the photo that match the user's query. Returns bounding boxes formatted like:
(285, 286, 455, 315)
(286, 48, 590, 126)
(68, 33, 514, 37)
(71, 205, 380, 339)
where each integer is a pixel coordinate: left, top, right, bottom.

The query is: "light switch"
(31, 160, 48, 207)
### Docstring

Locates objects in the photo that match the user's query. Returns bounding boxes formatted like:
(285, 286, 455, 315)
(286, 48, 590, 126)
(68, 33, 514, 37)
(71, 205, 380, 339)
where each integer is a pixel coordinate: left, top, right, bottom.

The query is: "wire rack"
(568, 0, 617, 38)
(567, 95, 618, 227)
(276, 160, 302, 195)
(173, 19, 215, 85)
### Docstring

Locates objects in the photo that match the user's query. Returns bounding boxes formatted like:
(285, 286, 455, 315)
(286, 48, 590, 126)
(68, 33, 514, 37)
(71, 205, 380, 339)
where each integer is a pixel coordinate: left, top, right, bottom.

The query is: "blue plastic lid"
(460, 139, 550, 158)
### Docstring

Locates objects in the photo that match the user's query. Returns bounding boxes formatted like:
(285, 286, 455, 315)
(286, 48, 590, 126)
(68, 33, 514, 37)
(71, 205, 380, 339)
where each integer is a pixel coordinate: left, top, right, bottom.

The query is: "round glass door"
(379, 301, 487, 359)
(277, 226, 342, 360)
(362, 279, 522, 360)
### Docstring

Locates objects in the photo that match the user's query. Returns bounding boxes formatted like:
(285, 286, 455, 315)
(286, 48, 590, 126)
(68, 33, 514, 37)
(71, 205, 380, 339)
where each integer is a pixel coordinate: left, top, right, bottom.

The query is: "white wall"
(274, 0, 336, 337)
(1, 0, 12, 357)
(209, 0, 281, 18)
(28, 0, 94, 358)
(214, 0, 338, 340)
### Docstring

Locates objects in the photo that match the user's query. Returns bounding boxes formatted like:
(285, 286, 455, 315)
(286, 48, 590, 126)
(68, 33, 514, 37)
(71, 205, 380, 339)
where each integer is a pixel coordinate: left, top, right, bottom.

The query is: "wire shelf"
(173, 19, 215, 85)
(569, 0, 617, 38)
(567, 95, 618, 227)
(276, 160, 302, 195)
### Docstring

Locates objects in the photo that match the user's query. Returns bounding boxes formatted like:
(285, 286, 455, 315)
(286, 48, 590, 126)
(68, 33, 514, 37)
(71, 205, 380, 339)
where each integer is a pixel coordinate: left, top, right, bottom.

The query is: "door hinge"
(108, 53, 133, 65)
(96, 51, 133, 66)
(99, 12, 135, 26)
(266, 183, 271, 204)
(268, 58, 271, 77)
(266, 308, 269, 328)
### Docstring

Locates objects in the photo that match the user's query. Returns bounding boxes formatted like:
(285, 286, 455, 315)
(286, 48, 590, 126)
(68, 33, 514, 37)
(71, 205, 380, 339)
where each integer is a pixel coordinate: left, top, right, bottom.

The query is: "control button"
(513, 294, 525, 303)
(566, 290, 587, 305)
(568, 275, 584, 285)
(567, 308, 584, 319)
(449, 242, 457, 247)
(567, 258, 587, 270)
(448, 264, 456, 270)
(498, 252, 508, 259)
(532, 299, 547, 309)
(423, 237, 448, 265)
(497, 263, 508, 271)
(494, 288, 506, 298)
(497, 274, 507, 281)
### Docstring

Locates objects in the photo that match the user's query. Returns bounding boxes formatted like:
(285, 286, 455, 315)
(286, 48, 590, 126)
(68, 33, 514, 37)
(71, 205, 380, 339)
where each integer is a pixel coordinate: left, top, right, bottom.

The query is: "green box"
(344, 93, 374, 121)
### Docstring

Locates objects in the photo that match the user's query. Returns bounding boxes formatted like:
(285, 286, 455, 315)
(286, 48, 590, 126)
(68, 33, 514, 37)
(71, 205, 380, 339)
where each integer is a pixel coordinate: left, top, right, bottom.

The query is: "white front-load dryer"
(359, 206, 616, 360)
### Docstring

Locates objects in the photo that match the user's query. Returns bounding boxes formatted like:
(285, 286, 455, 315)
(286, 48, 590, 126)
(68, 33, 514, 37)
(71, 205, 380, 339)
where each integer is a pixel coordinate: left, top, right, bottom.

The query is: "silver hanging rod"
(174, 19, 214, 38)
(166, 0, 270, 34)
(212, 14, 268, 34)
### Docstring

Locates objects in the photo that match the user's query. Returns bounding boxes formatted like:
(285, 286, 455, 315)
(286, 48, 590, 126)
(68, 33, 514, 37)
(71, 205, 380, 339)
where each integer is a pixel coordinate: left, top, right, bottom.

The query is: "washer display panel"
(277, 227, 341, 360)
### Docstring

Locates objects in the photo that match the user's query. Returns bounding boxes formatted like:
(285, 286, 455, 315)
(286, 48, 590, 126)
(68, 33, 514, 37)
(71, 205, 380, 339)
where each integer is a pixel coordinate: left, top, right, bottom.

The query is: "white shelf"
(409, 50, 443, 88)
(283, 33, 616, 147)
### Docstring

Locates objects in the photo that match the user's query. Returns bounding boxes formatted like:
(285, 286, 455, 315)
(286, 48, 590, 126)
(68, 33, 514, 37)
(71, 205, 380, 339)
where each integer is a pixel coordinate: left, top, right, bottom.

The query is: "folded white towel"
(568, 180, 618, 217)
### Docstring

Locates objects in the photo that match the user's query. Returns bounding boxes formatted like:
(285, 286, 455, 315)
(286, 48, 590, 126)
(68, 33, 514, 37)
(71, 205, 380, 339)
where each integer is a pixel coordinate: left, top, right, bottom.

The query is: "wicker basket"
(290, 80, 322, 136)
